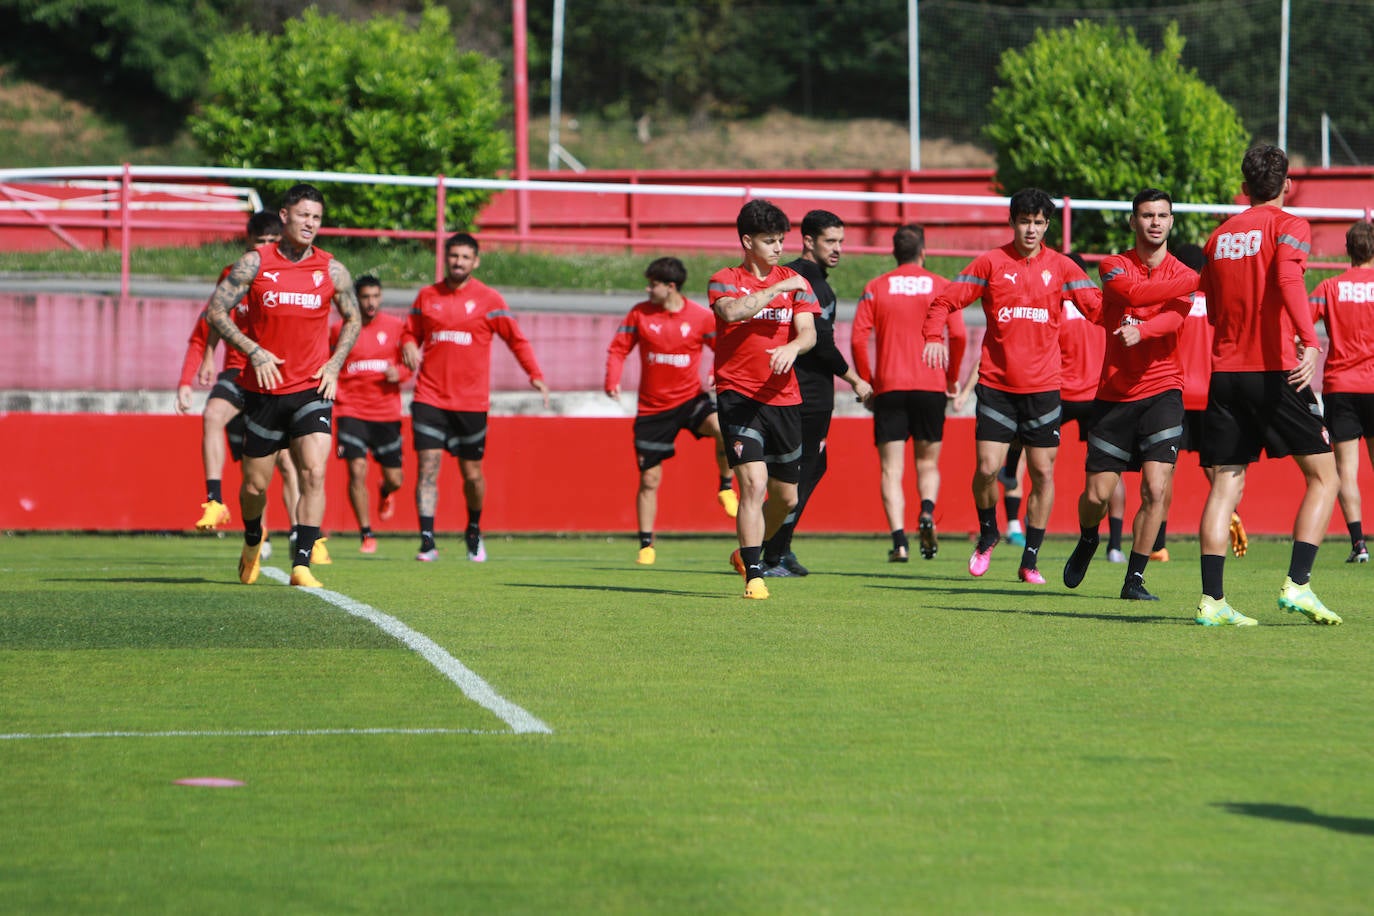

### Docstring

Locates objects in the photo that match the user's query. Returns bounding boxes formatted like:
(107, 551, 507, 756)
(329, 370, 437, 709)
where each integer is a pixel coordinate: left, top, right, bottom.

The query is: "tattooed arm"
(315, 258, 361, 400)
(205, 250, 284, 389)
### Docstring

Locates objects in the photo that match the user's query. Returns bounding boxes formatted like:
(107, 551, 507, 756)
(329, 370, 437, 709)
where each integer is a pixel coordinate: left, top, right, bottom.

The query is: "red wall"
(0, 413, 1353, 539)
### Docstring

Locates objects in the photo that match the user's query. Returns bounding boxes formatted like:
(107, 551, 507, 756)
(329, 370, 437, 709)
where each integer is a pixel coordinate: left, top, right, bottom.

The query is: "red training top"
(331, 311, 410, 421)
(177, 265, 250, 387)
(1200, 205, 1318, 372)
(403, 276, 544, 413)
(923, 244, 1102, 394)
(851, 263, 966, 396)
(1310, 265, 1374, 393)
(707, 263, 821, 406)
(604, 297, 716, 415)
(240, 244, 336, 396)
(1095, 250, 1195, 402)
(1058, 301, 1107, 402)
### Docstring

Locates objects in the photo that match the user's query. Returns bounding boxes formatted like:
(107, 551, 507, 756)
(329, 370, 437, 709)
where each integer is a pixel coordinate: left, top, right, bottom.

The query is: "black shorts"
(717, 389, 803, 484)
(1323, 391, 1374, 443)
(1201, 371, 1331, 466)
(240, 389, 333, 459)
(633, 393, 716, 471)
(411, 401, 486, 460)
(974, 385, 1061, 448)
(1179, 409, 1207, 453)
(873, 390, 947, 445)
(1085, 390, 1185, 473)
(800, 405, 833, 453)
(336, 416, 404, 468)
(1061, 399, 1096, 441)
(208, 369, 247, 411)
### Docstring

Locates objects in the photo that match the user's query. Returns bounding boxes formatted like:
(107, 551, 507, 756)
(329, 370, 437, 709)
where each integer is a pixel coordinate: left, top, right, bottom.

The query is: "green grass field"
(3, 533, 1371, 914)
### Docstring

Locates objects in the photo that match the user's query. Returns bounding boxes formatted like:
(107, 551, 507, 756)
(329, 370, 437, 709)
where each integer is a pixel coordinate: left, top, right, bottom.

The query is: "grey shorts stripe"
(1086, 433, 1132, 463)
(244, 415, 287, 445)
(413, 420, 447, 443)
(977, 402, 1018, 432)
(727, 425, 766, 446)
(374, 437, 403, 457)
(452, 428, 486, 447)
(291, 399, 332, 426)
(338, 431, 369, 452)
(635, 439, 676, 453)
(1023, 405, 1063, 431)
(765, 444, 803, 465)
(1139, 424, 1184, 452)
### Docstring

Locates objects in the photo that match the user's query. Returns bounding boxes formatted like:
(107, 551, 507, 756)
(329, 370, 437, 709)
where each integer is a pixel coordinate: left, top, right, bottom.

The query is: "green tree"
(984, 21, 1249, 252)
(189, 4, 510, 231)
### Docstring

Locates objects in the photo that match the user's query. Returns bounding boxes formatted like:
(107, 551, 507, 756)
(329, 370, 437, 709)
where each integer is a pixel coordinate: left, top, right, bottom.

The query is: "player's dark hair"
(801, 209, 844, 240)
(281, 183, 325, 211)
(445, 232, 480, 255)
(892, 224, 926, 263)
(1346, 221, 1374, 264)
(1008, 188, 1056, 221)
(1242, 145, 1289, 203)
(245, 210, 283, 239)
(1131, 188, 1173, 214)
(736, 199, 790, 239)
(1174, 243, 1206, 272)
(644, 256, 687, 289)
(355, 274, 382, 295)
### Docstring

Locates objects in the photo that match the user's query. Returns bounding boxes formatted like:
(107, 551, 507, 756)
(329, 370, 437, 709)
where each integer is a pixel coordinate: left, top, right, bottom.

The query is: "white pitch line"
(262, 566, 553, 735)
(0, 728, 508, 742)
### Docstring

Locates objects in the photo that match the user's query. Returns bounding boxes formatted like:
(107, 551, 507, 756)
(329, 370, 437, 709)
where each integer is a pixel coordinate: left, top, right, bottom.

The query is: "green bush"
(984, 21, 1249, 253)
(189, 4, 510, 231)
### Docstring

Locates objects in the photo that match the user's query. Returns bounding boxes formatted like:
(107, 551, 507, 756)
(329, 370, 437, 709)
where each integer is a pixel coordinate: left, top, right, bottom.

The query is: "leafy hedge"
(189, 5, 510, 231)
(984, 21, 1249, 252)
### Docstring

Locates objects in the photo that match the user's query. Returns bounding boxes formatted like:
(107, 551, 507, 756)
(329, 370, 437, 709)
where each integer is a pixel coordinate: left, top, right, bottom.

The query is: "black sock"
(740, 545, 764, 580)
(1126, 551, 1149, 584)
(466, 523, 482, 550)
(1003, 496, 1022, 528)
(1348, 521, 1364, 547)
(467, 509, 482, 529)
(419, 516, 436, 552)
(1201, 554, 1226, 600)
(1108, 516, 1124, 552)
(977, 506, 999, 550)
(638, 531, 653, 549)
(244, 516, 263, 547)
(892, 529, 908, 550)
(718, 476, 733, 492)
(1153, 521, 1168, 552)
(379, 483, 396, 499)
(1288, 541, 1319, 586)
(206, 480, 222, 503)
(294, 524, 319, 568)
(360, 527, 373, 540)
(920, 498, 935, 517)
(1079, 524, 1100, 547)
(1021, 526, 1045, 570)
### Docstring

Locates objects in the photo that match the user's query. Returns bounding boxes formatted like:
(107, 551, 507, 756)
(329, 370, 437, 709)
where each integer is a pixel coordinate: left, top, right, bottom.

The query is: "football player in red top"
(707, 199, 820, 599)
(605, 257, 736, 566)
(175, 211, 301, 548)
(1195, 145, 1341, 626)
(205, 183, 362, 589)
(1061, 189, 1196, 601)
(1309, 220, 1374, 565)
(922, 188, 1102, 584)
(851, 223, 964, 563)
(331, 274, 410, 554)
(401, 232, 550, 563)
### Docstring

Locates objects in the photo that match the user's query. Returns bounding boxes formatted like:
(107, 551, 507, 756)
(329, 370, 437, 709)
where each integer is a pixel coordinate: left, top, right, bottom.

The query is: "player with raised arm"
(708, 199, 820, 599)
(850, 223, 965, 562)
(204, 183, 362, 589)
(402, 232, 550, 563)
(1061, 189, 1196, 601)
(922, 188, 1102, 583)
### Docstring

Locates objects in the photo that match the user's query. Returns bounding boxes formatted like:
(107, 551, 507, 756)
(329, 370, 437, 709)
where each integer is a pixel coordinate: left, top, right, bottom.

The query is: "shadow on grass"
(506, 582, 728, 599)
(45, 577, 220, 585)
(1215, 802, 1374, 837)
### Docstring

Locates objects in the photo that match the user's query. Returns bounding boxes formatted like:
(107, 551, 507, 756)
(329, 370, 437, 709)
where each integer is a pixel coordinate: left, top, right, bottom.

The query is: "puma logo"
(1003, 272, 1018, 284)
(262, 271, 281, 282)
